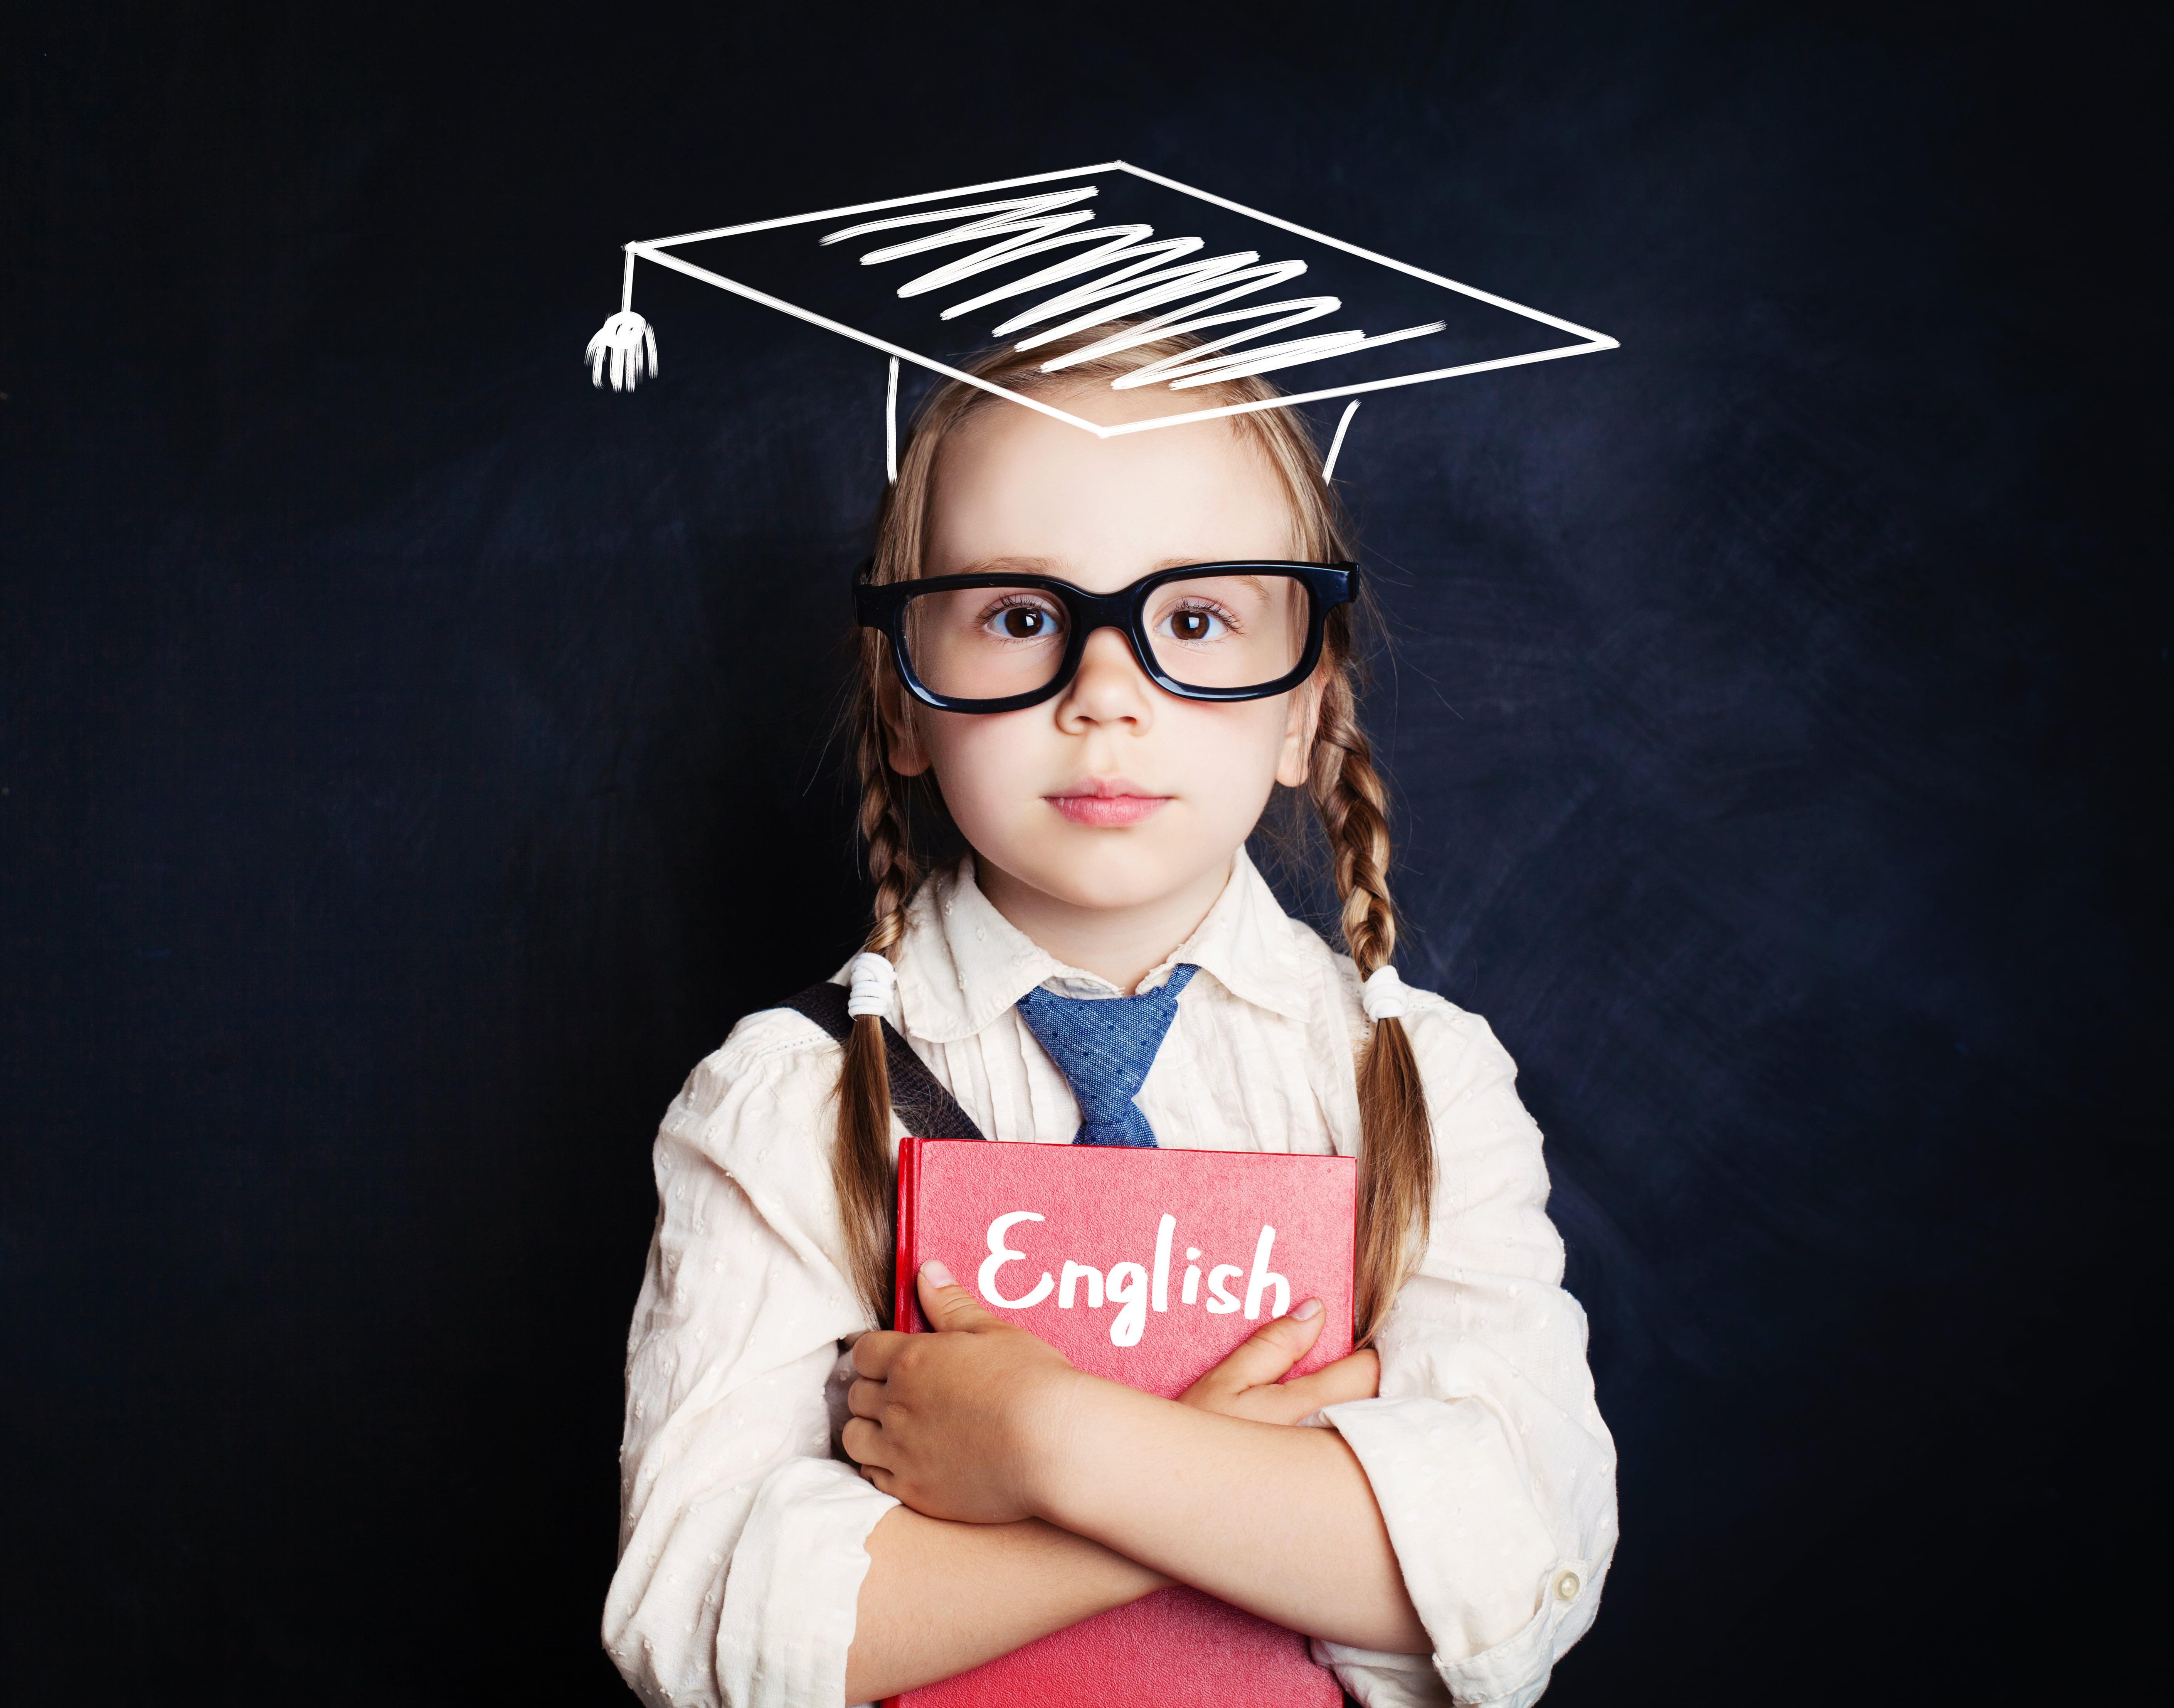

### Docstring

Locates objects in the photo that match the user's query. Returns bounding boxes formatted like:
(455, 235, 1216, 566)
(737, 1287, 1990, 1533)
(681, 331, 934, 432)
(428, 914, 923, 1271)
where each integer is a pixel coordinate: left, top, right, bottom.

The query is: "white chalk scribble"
(822, 186, 1445, 391)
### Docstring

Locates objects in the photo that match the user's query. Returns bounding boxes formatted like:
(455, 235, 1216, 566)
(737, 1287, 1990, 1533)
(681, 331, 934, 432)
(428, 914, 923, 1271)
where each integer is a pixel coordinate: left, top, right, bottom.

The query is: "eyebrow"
(946, 554, 1063, 577)
(1151, 563, 1277, 604)
(944, 555, 1279, 578)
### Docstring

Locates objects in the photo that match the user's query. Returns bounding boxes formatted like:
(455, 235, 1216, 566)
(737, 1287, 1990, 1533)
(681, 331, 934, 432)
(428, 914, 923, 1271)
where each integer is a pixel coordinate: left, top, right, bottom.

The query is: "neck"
(972, 855, 1235, 995)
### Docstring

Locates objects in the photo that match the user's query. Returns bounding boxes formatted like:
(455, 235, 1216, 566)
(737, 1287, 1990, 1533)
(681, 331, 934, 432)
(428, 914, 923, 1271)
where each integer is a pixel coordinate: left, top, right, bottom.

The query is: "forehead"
(925, 394, 1299, 576)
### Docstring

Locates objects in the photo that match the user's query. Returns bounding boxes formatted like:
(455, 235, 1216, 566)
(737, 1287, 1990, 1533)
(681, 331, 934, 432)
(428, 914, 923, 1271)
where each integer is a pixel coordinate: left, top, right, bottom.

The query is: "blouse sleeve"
(602, 1008, 900, 1708)
(1316, 996, 1618, 1708)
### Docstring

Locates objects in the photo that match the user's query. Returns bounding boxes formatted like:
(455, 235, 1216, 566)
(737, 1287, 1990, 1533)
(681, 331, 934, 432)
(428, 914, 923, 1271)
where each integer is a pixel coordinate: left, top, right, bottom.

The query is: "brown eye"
(1171, 611, 1210, 642)
(1000, 608, 1046, 638)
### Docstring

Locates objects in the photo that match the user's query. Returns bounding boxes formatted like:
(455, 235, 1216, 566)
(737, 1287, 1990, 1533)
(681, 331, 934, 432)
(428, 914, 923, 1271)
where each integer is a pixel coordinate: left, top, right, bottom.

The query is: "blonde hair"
(836, 332, 1432, 1344)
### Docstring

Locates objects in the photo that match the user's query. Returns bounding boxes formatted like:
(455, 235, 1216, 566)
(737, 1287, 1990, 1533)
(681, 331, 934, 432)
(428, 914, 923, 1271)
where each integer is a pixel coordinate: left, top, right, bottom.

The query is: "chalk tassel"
(586, 311, 658, 391)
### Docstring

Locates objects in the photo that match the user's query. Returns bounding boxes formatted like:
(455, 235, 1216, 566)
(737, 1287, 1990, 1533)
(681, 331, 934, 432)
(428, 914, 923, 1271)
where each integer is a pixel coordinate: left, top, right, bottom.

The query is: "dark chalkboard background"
(3, 3, 2162, 1702)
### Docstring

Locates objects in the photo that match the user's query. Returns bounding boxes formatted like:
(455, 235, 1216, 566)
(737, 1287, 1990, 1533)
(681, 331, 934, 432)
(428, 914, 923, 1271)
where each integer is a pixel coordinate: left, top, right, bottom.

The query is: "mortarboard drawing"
(586, 160, 1616, 473)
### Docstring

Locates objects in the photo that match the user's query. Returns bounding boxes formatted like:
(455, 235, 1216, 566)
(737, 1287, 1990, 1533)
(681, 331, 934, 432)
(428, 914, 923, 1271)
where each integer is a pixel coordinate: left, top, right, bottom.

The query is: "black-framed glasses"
(855, 561, 1358, 713)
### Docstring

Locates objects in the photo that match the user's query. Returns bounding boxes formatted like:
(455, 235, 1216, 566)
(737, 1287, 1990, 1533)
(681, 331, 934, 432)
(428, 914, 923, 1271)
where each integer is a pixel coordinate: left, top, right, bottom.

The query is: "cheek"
(914, 713, 1040, 827)
(1164, 702, 1299, 810)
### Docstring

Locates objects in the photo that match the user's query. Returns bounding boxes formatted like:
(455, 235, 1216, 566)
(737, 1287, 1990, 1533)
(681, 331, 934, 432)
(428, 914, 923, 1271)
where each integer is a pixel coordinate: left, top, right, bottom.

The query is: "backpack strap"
(781, 981, 989, 1144)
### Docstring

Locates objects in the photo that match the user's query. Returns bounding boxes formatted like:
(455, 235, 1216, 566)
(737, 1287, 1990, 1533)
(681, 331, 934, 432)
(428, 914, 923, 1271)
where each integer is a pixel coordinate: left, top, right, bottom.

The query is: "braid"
(1310, 670, 1397, 978)
(855, 679, 925, 954)
(1310, 643, 1434, 1344)
(831, 672, 926, 1325)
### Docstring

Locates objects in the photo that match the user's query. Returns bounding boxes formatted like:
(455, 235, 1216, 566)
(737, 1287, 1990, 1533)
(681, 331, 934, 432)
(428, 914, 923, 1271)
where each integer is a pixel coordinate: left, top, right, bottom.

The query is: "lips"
(1047, 779, 1172, 828)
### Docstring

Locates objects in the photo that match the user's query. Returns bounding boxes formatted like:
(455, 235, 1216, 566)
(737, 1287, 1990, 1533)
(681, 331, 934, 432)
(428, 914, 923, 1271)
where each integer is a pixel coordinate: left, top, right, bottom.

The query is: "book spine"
(893, 1136, 920, 1333)
(877, 1141, 920, 1708)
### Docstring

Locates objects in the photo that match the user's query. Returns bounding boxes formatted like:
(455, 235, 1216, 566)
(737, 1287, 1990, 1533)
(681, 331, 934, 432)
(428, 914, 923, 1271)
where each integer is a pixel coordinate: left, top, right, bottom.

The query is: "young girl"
(605, 332, 1617, 1708)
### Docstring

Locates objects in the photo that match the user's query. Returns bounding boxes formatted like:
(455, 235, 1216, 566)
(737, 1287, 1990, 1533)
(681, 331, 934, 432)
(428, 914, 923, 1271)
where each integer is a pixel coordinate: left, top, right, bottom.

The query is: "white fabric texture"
(606, 850, 1617, 1707)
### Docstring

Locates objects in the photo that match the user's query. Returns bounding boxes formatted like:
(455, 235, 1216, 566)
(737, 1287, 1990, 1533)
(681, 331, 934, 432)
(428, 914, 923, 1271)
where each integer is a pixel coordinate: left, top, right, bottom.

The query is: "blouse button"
(1554, 1570, 1581, 1602)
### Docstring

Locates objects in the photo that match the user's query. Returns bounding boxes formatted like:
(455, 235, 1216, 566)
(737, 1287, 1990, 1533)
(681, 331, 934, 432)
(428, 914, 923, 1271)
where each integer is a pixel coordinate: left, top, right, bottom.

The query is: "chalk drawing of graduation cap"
(585, 160, 1616, 478)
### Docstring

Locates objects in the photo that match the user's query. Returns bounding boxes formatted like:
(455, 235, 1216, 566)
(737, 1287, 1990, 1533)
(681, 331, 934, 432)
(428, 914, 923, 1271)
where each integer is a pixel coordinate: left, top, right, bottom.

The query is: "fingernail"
(922, 1259, 954, 1287)
(1293, 1297, 1323, 1321)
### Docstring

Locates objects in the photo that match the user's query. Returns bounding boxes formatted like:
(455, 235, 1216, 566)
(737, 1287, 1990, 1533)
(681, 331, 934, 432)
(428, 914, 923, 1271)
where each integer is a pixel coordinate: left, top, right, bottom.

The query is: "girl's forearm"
(1035, 1379, 1432, 1654)
(844, 1505, 1169, 1703)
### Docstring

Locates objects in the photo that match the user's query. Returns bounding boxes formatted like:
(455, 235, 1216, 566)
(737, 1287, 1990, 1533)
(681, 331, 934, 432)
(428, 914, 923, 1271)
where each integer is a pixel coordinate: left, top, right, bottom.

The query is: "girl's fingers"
(840, 1416, 887, 1470)
(1180, 1300, 1328, 1405)
(852, 1329, 906, 1378)
(845, 1376, 885, 1419)
(1267, 1348, 1381, 1413)
(914, 1260, 1002, 1333)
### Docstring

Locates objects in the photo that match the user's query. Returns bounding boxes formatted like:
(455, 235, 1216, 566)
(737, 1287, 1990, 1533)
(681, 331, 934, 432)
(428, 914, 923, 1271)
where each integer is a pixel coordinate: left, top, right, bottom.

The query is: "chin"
(1040, 872, 1184, 911)
(1016, 836, 1222, 911)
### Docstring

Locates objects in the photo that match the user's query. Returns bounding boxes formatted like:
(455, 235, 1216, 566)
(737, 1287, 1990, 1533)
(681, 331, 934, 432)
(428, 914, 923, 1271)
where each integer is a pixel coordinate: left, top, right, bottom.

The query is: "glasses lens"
(901, 585, 1070, 702)
(1142, 572, 1312, 691)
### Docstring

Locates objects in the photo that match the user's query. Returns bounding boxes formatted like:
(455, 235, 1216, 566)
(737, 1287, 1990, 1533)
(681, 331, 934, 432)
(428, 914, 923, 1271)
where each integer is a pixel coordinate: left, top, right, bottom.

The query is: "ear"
(877, 668, 932, 777)
(1273, 668, 1326, 789)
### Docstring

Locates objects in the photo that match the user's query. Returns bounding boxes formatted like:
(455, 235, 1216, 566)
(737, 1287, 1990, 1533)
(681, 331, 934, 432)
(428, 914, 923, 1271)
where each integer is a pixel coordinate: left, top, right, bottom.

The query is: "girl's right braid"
(832, 687, 927, 1323)
(856, 701, 924, 957)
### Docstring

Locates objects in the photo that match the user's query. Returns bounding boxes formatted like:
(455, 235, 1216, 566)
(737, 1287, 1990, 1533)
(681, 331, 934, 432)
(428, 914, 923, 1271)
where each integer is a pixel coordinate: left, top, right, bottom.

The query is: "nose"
(1054, 624, 1157, 731)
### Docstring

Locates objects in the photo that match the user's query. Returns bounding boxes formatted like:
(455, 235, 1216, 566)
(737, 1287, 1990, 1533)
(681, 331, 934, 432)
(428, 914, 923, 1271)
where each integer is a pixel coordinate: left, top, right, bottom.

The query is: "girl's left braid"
(1311, 649, 1434, 1344)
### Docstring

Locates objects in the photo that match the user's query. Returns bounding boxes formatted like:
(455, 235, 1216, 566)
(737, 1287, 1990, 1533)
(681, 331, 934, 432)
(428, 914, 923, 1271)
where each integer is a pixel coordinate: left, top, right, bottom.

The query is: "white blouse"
(606, 852, 1617, 1708)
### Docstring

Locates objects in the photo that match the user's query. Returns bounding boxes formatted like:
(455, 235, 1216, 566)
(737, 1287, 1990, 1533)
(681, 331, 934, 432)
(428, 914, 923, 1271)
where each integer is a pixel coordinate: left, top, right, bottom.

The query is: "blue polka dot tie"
(1015, 964, 1200, 1148)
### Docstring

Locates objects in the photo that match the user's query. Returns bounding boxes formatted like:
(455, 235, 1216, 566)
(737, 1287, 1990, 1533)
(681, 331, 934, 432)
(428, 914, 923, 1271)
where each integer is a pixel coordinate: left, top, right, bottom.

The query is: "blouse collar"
(892, 848, 1315, 1045)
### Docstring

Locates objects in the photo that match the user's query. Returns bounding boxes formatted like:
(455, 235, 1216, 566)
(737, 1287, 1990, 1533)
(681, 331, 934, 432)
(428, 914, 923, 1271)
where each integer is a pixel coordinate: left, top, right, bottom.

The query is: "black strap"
(782, 981, 989, 1144)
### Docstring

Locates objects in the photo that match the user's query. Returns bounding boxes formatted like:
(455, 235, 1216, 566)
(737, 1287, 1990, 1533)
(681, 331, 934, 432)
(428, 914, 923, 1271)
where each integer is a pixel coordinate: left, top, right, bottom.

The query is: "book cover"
(886, 1137, 1356, 1708)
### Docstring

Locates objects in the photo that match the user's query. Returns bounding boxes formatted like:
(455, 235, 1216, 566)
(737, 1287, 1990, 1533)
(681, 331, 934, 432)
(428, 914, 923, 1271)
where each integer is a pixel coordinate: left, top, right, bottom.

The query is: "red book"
(886, 1137, 1356, 1708)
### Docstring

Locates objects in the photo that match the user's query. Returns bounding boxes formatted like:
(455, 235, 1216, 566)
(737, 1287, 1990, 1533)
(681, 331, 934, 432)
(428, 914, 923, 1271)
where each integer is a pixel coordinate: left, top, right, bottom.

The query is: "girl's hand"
(844, 1262, 1089, 1524)
(1177, 1298, 1381, 1425)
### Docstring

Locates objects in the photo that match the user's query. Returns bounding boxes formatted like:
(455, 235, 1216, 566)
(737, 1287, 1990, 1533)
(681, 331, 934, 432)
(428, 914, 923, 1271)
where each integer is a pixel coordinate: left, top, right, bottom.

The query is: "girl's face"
(885, 385, 1321, 922)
